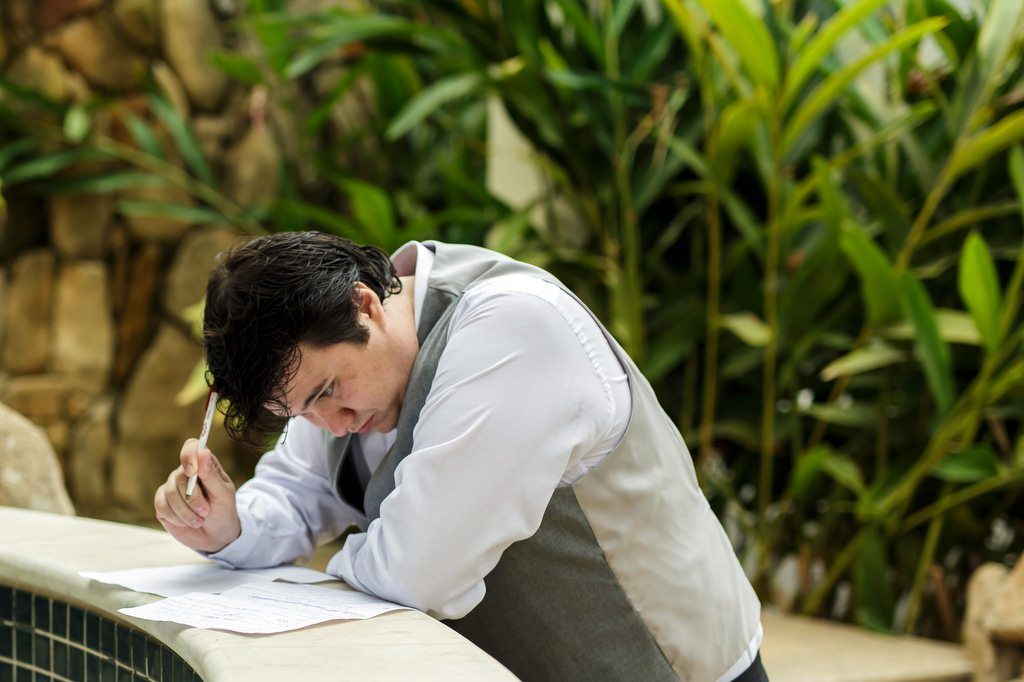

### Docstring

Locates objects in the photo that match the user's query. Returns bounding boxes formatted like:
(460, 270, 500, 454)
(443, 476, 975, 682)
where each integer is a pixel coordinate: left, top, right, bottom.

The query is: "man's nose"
(315, 405, 355, 438)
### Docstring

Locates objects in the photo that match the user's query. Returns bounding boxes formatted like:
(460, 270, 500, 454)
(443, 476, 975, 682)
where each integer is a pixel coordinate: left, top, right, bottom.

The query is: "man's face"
(276, 285, 417, 437)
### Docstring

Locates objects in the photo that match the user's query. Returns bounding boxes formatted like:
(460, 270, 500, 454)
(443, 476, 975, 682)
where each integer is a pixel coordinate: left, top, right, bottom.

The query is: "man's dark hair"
(203, 231, 402, 446)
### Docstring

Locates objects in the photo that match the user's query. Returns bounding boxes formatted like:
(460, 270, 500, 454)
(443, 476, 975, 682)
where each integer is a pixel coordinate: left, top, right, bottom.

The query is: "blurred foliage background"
(2, 0, 1024, 640)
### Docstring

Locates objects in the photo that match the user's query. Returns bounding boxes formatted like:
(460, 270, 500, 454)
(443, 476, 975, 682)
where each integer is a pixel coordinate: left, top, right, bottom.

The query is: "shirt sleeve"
(207, 416, 363, 568)
(326, 279, 625, 619)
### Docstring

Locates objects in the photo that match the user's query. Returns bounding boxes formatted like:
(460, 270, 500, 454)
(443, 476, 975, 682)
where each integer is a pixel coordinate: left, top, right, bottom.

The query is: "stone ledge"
(0, 507, 514, 681)
(761, 609, 973, 682)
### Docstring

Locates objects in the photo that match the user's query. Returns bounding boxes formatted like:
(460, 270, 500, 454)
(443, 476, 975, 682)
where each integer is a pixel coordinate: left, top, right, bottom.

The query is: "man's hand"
(154, 438, 241, 553)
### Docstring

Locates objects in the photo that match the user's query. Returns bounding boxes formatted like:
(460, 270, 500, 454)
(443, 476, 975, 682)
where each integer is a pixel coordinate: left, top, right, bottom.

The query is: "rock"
(2, 249, 55, 374)
(6, 45, 73, 102)
(111, 323, 240, 510)
(111, 0, 159, 49)
(223, 118, 279, 210)
(53, 15, 148, 91)
(0, 402, 75, 515)
(68, 396, 113, 509)
(160, 0, 230, 110)
(152, 61, 190, 118)
(120, 181, 196, 241)
(112, 242, 161, 381)
(965, 561, 1024, 682)
(53, 261, 114, 393)
(37, 0, 104, 32)
(990, 558, 1024, 644)
(50, 193, 113, 258)
(164, 226, 240, 322)
(0, 271, 6, 360)
(0, 375, 67, 423)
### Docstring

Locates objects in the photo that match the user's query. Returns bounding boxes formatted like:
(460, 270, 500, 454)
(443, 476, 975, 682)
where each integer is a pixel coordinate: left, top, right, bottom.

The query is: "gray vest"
(326, 242, 761, 682)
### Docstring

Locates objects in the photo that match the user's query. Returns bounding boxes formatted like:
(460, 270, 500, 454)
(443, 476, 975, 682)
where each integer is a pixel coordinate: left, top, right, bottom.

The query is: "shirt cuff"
(203, 511, 261, 567)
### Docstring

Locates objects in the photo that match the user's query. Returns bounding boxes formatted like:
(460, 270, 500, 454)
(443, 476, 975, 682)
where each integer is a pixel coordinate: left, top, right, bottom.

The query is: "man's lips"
(356, 416, 374, 434)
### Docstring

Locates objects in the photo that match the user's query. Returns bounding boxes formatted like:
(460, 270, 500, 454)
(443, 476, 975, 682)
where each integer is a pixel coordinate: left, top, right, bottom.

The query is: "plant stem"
(902, 485, 947, 633)
(700, 198, 722, 466)
(802, 527, 867, 616)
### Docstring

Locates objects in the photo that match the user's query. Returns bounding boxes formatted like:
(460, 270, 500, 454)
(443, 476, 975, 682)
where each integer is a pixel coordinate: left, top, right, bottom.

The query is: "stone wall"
(0, 0, 273, 521)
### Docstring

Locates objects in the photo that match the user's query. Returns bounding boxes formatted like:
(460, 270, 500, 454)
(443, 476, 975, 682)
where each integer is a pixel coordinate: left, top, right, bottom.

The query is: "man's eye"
(319, 384, 334, 400)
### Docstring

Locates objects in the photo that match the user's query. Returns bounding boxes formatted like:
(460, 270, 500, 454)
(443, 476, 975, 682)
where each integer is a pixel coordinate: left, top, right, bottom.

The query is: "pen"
(186, 388, 218, 500)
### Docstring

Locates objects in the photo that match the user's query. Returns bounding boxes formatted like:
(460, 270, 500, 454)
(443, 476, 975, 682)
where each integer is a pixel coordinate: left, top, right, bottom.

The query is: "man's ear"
(355, 283, 381, 316)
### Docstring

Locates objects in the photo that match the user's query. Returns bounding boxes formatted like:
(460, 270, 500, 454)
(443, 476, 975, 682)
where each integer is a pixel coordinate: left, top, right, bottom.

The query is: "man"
(154, 231, 766, 681)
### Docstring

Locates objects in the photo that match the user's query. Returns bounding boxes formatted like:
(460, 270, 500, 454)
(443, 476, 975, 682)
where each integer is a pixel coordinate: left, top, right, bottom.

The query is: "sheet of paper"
(119, 581, 409, 633)
(81, 563, 336, 597)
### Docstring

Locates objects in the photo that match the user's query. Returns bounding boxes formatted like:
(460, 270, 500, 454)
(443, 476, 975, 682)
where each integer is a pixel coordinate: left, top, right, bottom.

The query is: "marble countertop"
(0, 506, 515, 681)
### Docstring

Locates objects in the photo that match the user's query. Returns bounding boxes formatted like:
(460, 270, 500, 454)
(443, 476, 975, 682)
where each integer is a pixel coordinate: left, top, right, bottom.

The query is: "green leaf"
(2, 149, 106, 185)
(118, 200, 223, 224)
(44, 172, 168, 195)
(977, 0, 1024, 84)
(148, 96, 213, 185)
(341, 179, 395, 247)
(695, 0, 779, 89)
(0, 139, 37, 173)
(63, 105, 91, 143)
(958, 232, 1003, 355)
(880, 308, 981, 346)
(124, 114, 165, 160)
(840, 222, 902, 325)
(854, 527, 893, 632)
(782, 0, 889, 111)
(932, 446, 1003, 483)
(709, 94, 765, 181)
(899, 273, 954, 415)
(272, 198, 355, 235)
(781, 17, 947, 156)
(1010, 146, 1024, 221)
(210, 52, 264, 86)
(822, 453, 867, 496)
(788, 445, 832, 501)
(719, 312, 772, 347)
(386, 71, 486, 140)
(820, 342, 907, 381)
(284, 14, 428, 79)
(549, 0, 603, 61)
(801, 403, 878, 428)
(948, 110, 1024, 181)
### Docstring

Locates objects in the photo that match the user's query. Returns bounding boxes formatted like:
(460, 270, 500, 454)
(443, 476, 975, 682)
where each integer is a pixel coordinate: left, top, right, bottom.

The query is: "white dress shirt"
(210, 242, 631, 619)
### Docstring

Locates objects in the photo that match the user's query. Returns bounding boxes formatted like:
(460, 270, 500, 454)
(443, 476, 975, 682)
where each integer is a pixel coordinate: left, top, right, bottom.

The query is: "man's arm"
(328, 277, 629, 618)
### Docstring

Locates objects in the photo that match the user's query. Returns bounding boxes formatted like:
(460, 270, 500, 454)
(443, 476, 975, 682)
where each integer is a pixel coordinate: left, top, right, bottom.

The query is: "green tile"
(0, 661, 11, 682)
(100, 619, 115, 657)
(69, 607, 84, 642)
(51, 603, 67, 640)
(53, 641, 68, 678)
(33, 633, 49, 669)
(85, 613, 99, 651)
(14, 666, 30, 682)
(131, 632, 146, 671)
(0, 585, 13, 621)
(13, 592, 30, 626)
(1, 622, 12, 658)
(69, 646, 84, 680)
(86, 652, 100, 680)
(146, 640, 161, 677)
(32, 597, 49, 631)
(15, 627, 32, 663)
(116, 626, 131, 665)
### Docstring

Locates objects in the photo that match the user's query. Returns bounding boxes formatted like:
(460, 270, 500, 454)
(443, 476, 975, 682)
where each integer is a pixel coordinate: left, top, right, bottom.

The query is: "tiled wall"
(0, 585, 202, 682)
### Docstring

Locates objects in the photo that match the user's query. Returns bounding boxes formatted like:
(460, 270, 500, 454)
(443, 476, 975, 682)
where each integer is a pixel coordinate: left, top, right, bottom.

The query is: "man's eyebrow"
(299, 380, 328, 414)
